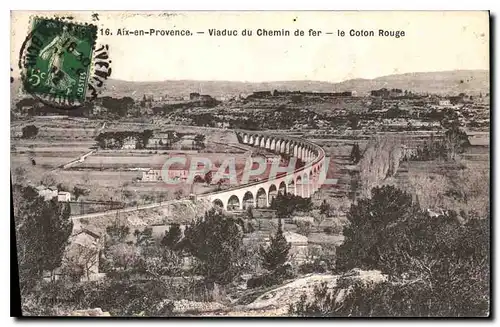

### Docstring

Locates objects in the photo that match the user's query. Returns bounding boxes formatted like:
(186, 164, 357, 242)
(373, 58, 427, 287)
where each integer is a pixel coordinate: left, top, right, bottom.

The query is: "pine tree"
(161, 223, 182, 249)
(350, 143, 362, 164)
(260, 219, 291, 271)
(134, 227, 155, 247)
(14, 185, 73, 291)
(181, 209, 244, 284)
(319, 199, 331, 216)
(204, 171, 213, 185)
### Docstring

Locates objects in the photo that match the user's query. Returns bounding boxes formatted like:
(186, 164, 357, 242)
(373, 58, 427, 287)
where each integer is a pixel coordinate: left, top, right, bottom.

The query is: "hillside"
(11, 70, 489, 100)
(336, 70, 489, 96)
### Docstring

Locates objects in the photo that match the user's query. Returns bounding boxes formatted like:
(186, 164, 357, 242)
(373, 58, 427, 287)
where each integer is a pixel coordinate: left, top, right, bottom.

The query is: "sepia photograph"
(10, 10, 490, 318)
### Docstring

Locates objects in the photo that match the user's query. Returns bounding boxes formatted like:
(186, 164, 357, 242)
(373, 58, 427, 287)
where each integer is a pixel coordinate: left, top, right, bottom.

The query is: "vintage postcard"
(10, 11, 490, 317)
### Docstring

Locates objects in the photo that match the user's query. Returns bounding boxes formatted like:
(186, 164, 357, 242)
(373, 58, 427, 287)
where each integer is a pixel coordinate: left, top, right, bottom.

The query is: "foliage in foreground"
(259, 219, 291, 271)
(14, 185, 73, 293)
(22, 276, 176, 316)
(181, 209, 245, 285)
(270, 192, 313, 218)
(291, 185, 490, 317)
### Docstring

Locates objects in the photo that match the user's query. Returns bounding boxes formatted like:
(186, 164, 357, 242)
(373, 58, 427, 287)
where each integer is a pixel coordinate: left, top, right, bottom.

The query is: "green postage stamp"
(20, 18, 98, 107)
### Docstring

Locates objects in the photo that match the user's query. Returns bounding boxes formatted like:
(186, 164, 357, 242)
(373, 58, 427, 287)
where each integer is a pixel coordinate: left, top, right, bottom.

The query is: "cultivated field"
(10, 117, 257, 209)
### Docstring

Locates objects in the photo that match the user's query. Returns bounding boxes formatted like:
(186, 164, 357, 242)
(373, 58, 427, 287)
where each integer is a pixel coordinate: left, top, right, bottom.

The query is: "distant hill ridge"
(11, 70, 489, 99)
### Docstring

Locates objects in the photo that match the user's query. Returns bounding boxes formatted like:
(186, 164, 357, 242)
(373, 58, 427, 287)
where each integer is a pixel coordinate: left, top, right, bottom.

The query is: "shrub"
(298, 260, 327, 274)
(270, 193, 313, 218)
(24, 278, 176, 317)
(327, 185, 490, 317)
(181, 209, 244, 285)
(247, 264, 295, 289)
(22, 125, 39, 138)
(259, 219, 291, 271)
(323, 221, 343, 235)
(161, 223, 182, 249)
(296, 220, 312, 236)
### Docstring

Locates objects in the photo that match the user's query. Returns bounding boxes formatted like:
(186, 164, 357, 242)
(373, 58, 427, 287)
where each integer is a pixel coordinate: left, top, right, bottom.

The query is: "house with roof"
(62, 229, 103, 282)
(122, 137, 137, 150)
(58, 191, 71, 202)
(467, 132, 490, 147)
(36, 185, 58, 200)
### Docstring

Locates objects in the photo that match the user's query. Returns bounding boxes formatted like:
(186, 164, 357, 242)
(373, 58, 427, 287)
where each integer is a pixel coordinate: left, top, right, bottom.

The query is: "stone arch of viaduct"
(197, 130, 327, 211)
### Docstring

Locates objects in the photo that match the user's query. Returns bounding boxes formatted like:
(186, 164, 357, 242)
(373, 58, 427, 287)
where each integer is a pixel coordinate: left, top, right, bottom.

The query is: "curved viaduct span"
(71, 130, 327, 220)
(197, 130, 327, 211)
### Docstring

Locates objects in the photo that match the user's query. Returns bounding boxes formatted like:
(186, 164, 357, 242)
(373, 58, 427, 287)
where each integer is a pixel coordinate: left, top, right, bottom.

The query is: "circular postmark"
(18, 17, 112, 110)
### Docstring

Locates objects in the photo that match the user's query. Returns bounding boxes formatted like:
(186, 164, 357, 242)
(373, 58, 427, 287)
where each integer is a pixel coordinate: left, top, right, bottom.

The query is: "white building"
(58, 191, 71, 202)
(142, 169, 163, 182)
(141, 168, 190, 182)
(122, 138, 137, 150)
(35, 185, 58, 201)
(437, 99, 451, 106)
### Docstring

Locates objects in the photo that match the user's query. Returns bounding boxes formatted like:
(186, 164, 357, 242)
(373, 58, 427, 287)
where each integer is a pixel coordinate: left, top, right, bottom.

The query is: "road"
(71, 199, 177, 220)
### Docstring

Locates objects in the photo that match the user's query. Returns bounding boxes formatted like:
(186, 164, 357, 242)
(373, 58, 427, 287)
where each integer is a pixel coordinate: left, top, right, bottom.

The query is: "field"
(10, 117, 256, 208)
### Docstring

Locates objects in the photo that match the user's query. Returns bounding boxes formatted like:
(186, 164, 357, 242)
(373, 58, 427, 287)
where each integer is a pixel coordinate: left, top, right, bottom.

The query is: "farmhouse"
(64, 229, 103, 281)
(58, 191, 72, 202)
(122, 137, 137, 150)
(141, 168, 189, 182)
(436, 99, 452, 107)
(142, 169, 162, 182)
(35, 185, 58, 200)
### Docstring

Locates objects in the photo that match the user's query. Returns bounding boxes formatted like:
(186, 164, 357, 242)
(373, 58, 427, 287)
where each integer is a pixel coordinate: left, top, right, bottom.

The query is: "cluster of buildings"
(35, 185, 72, 202)
(246, 90, 354, 99)
(141, 160, 207, 182)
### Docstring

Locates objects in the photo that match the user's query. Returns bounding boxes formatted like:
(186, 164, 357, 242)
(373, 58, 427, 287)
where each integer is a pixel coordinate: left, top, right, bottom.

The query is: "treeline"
(407, 127, 470, 161)
(100, 96, 135, 117)
(18, 201, 301, 316)
(14, 94, 220, 119)
(178, 107, 324, 130)
(95, 130, 153, 149)
(13, 185, 73, 294)
(151, 97, 220, 115)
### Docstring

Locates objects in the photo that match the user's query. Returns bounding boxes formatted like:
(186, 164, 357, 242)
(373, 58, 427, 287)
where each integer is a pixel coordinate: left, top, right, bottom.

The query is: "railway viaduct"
(71, 129, 328, 220)
(197, 130, 327, 211)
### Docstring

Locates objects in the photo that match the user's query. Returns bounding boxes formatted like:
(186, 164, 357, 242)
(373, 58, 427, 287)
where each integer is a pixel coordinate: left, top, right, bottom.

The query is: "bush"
(323, 227, 333, 234)
(270, 193, 313, 218)
(329, 185, 490, 317)
(181, 209, 244, 285)
(193, 175, 205, 183)
(296, 221, 312, 236)
(259, 219, 291, 271)
(323, 221, 343, 235)
(161, 223, 182, 249)
(22, 125, 39, 138)
(24, 278, 176, 317)
(291, 274, 489, 317)
(247, 264, 295, 289)
(298, 260, 327, 274)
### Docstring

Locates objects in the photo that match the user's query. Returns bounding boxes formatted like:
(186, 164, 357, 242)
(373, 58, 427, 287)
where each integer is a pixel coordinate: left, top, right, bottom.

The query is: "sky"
(10, 11, 490, 83)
